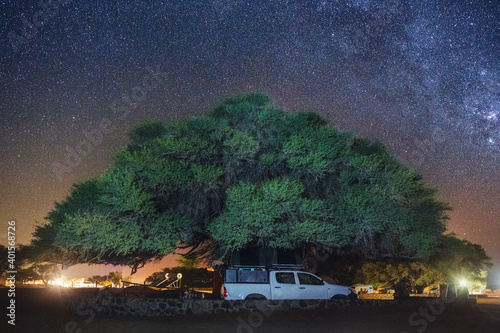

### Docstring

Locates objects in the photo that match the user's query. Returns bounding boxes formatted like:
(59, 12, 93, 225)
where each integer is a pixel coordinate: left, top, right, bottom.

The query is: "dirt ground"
(1, 288, 499, 333)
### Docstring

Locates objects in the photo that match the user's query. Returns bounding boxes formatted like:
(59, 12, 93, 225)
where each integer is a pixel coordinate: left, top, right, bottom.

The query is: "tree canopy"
(354, 233, 491, 292)
(30, 92, 452, 273)
(0, 245, 9, 278)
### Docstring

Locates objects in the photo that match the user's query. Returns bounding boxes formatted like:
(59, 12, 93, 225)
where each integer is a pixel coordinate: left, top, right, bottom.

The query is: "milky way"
(1, 0, 499, 281)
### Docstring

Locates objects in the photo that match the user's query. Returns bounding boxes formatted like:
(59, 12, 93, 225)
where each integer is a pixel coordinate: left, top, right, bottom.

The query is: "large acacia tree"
(31, 93, 450, 273)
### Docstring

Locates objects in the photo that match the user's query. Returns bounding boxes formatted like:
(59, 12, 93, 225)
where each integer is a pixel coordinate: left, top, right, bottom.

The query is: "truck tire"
(331, 294, 348, 300)
(245, 294, 267, 300)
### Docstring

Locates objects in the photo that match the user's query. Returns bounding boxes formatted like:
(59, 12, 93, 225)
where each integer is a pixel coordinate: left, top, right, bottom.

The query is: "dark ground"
(1, 287, 499, 333)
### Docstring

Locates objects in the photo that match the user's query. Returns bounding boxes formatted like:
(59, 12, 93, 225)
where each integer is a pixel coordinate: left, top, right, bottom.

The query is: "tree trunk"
(212, 268, 223, 298)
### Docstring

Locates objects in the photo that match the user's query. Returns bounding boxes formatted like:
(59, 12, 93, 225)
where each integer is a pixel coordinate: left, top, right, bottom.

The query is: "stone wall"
(69, 294, 388, 317)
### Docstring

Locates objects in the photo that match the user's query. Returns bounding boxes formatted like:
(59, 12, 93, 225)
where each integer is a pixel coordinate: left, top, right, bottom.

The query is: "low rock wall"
(69, 295, 389, 317)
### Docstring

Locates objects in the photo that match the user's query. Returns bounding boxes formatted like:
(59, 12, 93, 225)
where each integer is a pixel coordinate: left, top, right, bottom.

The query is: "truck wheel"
(348, 292, 358, 300)
(331, 294, 348, 300)
(245, 294, 267, 300)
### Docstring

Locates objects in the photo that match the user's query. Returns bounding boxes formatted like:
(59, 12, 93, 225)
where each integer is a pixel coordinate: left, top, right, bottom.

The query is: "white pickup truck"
(222, 267, 356, 300)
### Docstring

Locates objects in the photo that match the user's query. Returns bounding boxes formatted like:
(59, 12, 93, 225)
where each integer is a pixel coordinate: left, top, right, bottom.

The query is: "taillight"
(223, 286, 228, 298)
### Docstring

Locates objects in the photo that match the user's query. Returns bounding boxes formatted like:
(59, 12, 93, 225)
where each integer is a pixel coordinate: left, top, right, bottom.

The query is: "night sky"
(1, 0, 499, 283)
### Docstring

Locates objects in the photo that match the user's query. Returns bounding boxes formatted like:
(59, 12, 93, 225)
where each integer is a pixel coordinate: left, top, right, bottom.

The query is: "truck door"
(297, 272, 327, 299)
(271, 272, 298, 300)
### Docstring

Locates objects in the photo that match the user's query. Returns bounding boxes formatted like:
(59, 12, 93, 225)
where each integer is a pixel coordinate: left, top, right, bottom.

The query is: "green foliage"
(16, 263, 60, 285)
(355, 260, 436, 291)
(0, 245, 8, 277)
(129, 121, 166, 147)
(208, 177, 343, 250)
(354, 233, 491, 291)
(107, 271, 123, 286)
(429, 233, 492, 284)
(88, 274, 108, 287)
(177, 255, 201, 269)
(34, 92, 455, 272)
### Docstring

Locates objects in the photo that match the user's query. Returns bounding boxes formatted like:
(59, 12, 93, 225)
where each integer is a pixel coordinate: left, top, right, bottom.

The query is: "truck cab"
(222, 267, 356, 300)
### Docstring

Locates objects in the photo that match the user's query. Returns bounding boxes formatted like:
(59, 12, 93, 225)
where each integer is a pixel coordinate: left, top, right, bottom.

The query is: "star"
(1, 0, 499, 280)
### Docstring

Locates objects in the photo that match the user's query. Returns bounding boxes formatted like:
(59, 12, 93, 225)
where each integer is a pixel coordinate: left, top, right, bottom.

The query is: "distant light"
(459, 279, 467, 287)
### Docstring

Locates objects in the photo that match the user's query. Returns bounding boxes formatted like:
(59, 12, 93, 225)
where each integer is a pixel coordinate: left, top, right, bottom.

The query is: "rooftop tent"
(275, 249, 302, 265)
(230, 246, 303, 267)
(231, 246, 263, 266)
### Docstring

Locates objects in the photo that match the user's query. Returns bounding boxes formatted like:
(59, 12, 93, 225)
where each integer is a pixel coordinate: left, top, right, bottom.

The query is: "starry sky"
(1, 0, 499, 284)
